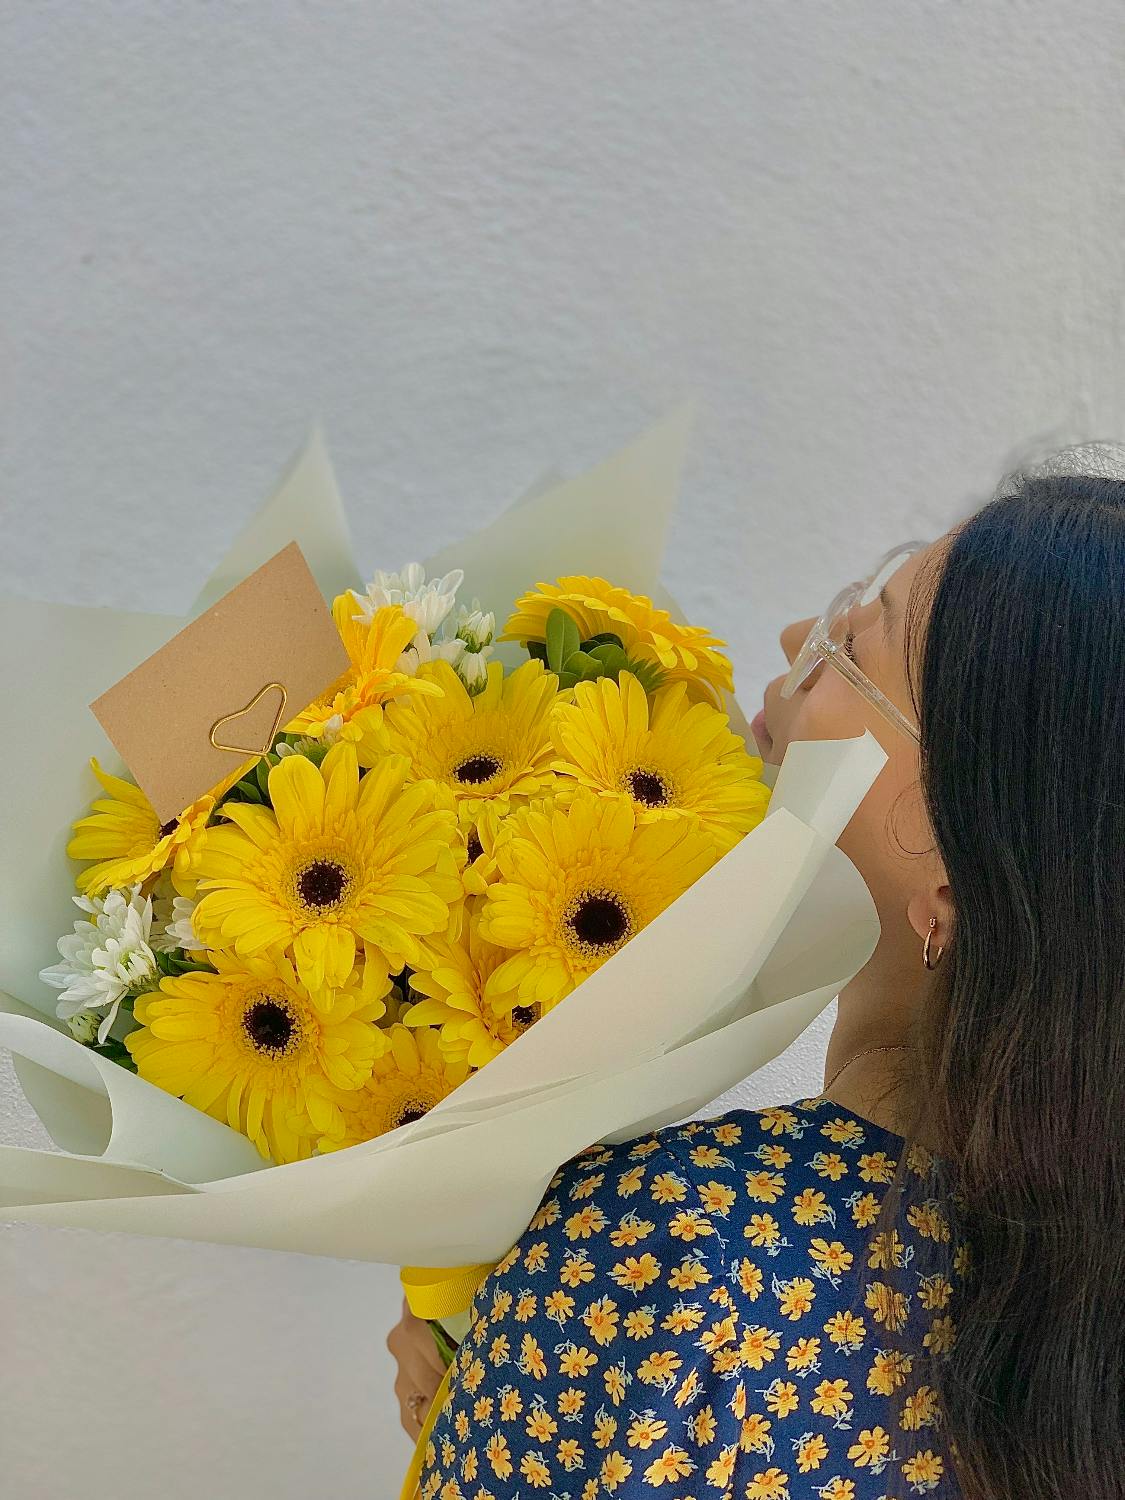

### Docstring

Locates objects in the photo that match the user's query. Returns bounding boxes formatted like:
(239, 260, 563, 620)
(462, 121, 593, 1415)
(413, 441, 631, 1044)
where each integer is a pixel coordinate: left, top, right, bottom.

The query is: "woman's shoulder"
(432, 1098, 968, 1498)
(501, 1091, 967, 1354)
(543, 1092, 944, 1248)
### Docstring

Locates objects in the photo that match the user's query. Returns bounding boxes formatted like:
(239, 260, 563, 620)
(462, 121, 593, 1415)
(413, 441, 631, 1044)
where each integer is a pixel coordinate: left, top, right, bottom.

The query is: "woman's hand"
(387, 1296, 449, 1440)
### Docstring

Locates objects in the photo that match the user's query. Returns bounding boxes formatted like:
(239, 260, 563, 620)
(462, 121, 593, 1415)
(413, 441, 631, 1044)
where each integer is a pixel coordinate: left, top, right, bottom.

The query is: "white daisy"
(350, 562, 465, 637)
(39, 883, 159, 1045)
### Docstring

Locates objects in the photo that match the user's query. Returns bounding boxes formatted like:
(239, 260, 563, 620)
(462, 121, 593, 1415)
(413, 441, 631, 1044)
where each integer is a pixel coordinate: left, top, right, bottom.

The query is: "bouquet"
(0, 411, 887, 1346)
(37, 563, 772, 1166)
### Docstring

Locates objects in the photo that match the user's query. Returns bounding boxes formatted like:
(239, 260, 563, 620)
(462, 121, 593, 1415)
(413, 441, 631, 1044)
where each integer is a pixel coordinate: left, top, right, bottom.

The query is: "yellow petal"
(89, 756, 152, 810)
(218, 801, 281, 852)
(293, 926, 328, 992)
(324, 924, 357, 990)
(267, 753, 326, 840)
(322, 740, 359, 828)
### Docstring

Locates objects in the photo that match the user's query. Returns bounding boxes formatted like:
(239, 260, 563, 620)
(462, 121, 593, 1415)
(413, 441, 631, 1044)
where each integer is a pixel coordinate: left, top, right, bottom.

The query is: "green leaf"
(627, 658, 668, 694)
(563, 650, 598, 675)
(589, 643, 629, 671)
(255, 757, 272, 795)
(583, 631, 625, 650)
(169, 957, 217, 975)
(546, 609, 581, 671)
(95, 1037, 139, 1074)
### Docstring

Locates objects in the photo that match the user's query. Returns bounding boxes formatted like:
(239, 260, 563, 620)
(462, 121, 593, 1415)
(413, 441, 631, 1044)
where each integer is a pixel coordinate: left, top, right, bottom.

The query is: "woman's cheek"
(795, 678, 871, 744)
(837, 753, 925, 923)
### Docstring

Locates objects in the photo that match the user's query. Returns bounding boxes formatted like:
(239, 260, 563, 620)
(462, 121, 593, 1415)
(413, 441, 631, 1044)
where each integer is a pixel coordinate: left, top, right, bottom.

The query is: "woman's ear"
(906, 878, 954, 954)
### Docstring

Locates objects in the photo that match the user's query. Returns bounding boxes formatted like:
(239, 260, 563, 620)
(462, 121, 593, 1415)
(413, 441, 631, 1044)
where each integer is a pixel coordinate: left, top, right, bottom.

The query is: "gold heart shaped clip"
(209, 681, 289, 758)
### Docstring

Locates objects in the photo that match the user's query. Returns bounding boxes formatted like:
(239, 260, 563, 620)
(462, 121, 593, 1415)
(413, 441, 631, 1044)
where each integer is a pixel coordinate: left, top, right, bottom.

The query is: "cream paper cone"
(0, 406, 702, 1153)
(0, 728, 886, 1258)
(0, 410, 887, 1271)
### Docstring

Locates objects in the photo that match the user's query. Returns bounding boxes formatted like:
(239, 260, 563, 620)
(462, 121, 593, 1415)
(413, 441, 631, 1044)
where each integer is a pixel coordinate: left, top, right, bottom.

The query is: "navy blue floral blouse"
(417, 1094, 968, 1500)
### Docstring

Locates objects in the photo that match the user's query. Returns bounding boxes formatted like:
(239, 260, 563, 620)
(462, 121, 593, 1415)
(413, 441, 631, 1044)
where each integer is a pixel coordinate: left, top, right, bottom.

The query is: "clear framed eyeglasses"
(778, 540, 928, 745)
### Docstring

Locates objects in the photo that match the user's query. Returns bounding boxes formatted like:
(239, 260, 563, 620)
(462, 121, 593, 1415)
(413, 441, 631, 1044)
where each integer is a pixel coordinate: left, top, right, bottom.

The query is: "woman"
(389, 445, 1125, 1499)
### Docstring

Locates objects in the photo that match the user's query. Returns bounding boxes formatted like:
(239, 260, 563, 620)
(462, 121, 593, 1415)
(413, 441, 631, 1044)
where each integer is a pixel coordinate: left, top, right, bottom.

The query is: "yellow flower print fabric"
(417, 1095, 967, 1500)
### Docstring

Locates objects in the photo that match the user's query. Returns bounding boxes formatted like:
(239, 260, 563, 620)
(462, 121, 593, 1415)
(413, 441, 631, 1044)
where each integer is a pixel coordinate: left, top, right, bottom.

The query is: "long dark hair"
(857, 463, 1125, 1498)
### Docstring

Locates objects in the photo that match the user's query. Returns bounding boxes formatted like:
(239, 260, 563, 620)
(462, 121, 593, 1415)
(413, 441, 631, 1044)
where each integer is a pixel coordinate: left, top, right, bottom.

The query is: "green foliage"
(532, 608, 668, 693)
(428, 1318, 460, 1368)
(153, 949, 216, 978)
(94, 1034, 139, 1074)
(216, 736, 330, 811)
(545, 608, 581, 671)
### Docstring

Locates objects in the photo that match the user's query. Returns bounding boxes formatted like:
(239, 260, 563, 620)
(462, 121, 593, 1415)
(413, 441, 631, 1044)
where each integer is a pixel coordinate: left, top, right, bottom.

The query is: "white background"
(3, 3, 1124, 1496)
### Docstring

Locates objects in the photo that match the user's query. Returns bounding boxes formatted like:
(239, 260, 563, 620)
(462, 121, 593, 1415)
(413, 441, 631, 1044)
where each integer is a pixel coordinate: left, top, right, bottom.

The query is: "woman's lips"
(750, 706, 773, 756)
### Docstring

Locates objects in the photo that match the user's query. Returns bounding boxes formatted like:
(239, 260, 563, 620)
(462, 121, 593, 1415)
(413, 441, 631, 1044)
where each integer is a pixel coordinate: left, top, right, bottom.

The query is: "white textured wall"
(3, 3, 1124, 1497)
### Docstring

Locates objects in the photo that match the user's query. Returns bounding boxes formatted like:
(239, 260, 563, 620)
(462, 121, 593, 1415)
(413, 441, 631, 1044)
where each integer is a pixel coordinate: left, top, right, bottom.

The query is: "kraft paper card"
(89, 540, 351, 825)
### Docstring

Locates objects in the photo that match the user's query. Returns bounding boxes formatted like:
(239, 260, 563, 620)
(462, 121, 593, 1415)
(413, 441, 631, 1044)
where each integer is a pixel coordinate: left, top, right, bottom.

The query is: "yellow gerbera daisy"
(498, 575, 735, 706)
(478, 785, 721, 1012)
(125, 946, 388, 1163)
(378, 657, 561, 825)
(190, 740, 465, 998)
(67, 756, 253, 899)
(459, 797, 566, 899)
(402, 898, 540, 1067)
(550, 670, 771, 855)
(320, 1023, 469, 1148)
(461, 801, 510, 897)
(282, 598, 444, 740)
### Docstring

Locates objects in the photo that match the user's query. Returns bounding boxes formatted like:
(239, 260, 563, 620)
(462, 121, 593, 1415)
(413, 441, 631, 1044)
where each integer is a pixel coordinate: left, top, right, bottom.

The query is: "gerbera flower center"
(242, 993, 301, 1057)
(624, 766, 673, 808)
(394, 1098, 432, 1128)
(453, 751, 503, 785)
(563, 888, 634, 955)
(295, 857, 352, 912)
(510, 1004, 538, 1031)
(157, 818, 179, 839)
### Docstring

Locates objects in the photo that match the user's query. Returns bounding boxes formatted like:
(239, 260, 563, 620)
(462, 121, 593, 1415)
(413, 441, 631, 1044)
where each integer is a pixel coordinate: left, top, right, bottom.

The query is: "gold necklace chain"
(822, 1043, 912, 1096)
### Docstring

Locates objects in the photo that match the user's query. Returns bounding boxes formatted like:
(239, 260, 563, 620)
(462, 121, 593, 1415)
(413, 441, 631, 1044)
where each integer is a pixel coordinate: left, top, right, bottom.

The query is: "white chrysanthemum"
(351, 563, 465, 637)
(39, 883, 159, 1045)
(166, 894, 208, 952)
(395, 617, 468, 679)
(150, 879, 209, 955)
(276, 735, 323, 758)
(314, 711, 346, 745)
(441, 599, 496, 696)
(458, 649, 490, 694)
(447, 601, 495, 654)
(64, 1009, 102, 1045)
(149, 870, 208, 954)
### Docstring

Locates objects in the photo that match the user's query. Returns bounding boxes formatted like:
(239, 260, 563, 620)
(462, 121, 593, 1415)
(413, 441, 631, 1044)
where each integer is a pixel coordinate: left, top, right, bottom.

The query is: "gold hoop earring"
(922, 916, 945, 970)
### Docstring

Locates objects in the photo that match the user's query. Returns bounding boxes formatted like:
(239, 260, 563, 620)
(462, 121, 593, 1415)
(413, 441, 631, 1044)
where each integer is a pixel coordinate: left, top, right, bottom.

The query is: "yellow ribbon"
(398, 1360, 453, 1500)
(399, 1261, 495, 1323)
(397, 1262, 495, 1500)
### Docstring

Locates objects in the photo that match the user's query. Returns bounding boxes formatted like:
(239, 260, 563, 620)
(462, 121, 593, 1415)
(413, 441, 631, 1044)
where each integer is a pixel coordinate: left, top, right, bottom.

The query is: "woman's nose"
(779, 616, 817, 667)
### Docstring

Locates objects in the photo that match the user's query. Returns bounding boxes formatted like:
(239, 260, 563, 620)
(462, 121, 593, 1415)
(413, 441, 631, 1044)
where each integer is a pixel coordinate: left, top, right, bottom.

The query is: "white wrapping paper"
(0, 411, 888, 1272)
